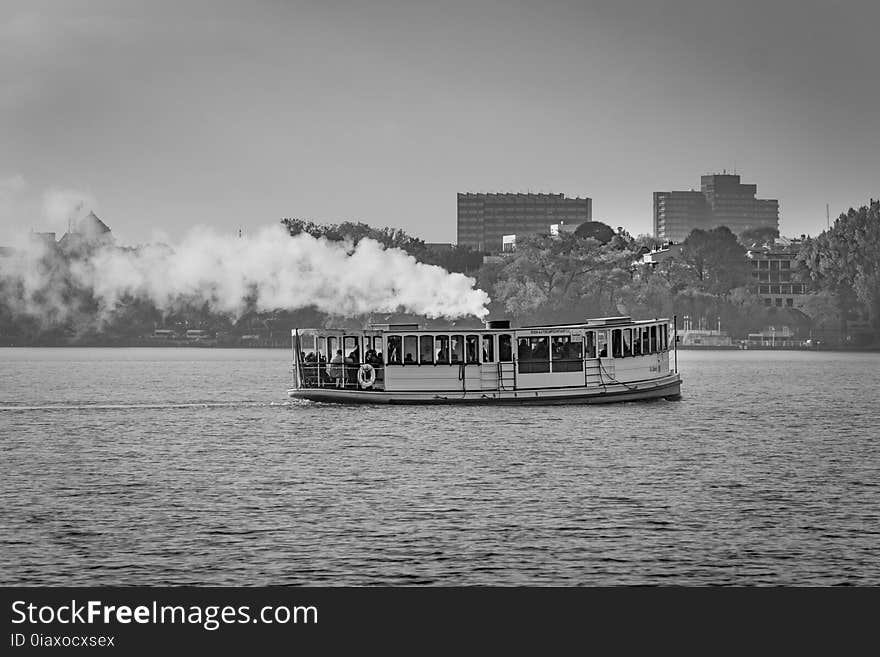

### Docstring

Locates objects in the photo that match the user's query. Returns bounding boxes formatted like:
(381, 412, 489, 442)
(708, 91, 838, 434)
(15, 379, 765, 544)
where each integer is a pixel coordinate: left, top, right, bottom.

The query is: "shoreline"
(2, 341, 877, 353)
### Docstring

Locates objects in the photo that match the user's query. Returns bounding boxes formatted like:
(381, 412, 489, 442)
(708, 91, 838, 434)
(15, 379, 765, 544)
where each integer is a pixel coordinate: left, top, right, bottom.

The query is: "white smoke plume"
(42, 188, 97, 233)
(1, 225, 491, 323)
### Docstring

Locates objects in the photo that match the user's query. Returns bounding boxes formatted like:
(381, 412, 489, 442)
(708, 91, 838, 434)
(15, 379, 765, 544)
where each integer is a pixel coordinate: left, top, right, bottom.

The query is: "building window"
(775, 298, 783, 307)
(786, 298, 794, 307)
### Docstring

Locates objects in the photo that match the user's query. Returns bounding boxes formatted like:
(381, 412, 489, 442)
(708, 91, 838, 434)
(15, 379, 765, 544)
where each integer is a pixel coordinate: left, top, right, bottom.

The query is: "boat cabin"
(291, 317, 674, 398)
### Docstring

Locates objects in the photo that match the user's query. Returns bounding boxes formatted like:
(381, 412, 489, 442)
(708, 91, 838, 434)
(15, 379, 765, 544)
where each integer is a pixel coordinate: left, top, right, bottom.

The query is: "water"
(1, 347, 878, 585)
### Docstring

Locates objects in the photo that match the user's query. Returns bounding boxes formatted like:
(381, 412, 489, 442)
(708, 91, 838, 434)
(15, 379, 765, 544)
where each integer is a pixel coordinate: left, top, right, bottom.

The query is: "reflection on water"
(1, 348, 879, 585)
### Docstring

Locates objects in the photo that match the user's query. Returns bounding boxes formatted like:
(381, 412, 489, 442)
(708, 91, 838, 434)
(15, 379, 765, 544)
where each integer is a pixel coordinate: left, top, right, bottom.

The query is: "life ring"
(357, 364, 376, 388)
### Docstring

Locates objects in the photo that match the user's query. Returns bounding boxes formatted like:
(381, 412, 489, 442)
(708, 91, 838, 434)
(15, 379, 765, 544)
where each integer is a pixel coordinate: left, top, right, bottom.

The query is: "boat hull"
(288, 373, 682, 405)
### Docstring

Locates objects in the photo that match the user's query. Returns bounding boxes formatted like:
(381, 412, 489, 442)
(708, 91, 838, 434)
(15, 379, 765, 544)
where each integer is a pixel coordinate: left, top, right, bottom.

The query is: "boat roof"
(294, 316, 669, 335)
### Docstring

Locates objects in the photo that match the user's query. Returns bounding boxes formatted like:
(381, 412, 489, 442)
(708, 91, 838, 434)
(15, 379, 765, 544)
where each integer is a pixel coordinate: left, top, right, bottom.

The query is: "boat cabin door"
(480, 333, 515, 391)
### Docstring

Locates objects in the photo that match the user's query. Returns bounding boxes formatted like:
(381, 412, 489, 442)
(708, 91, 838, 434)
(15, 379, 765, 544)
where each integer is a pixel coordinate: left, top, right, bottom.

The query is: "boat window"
(498, 334, 512, 362)
(482, 335, 494, 363)
(585, 331, 596, 358)
(451, 335, 464, 364)
(436, 335, 450, 364)
(404, 335, 418, 365)
(344, 336, 360, 363)
(612, 329, 623, 358)
(300, 334, 315, 351)
(641, 327, 649, 354)
(632, 329, 641, 356)
(622, 329, 632, 357)
(597, 331, 608, 358)
(387, 335, 402, 365)
(650, 325, 658, 353)
(465, 335, 479, 364)
(419, 336, 434, 364)
(372, 336, 383, 364)
(519, 336, 550, 373)
(327, 336, 338, 361)
(317, 336, 326, 358)
(552, 335, 582, 372)
(663, 324, 669, 351)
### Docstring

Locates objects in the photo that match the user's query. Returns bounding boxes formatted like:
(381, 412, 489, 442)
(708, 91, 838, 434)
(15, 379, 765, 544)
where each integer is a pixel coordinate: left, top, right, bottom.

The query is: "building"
(746, 237, 806, 308)
(654, 173, 779, 242)
(652, 191, 709, 244)
(457, 192, 591, 252)
(58, 212, 114, 252)
(639, 242, 684, 267)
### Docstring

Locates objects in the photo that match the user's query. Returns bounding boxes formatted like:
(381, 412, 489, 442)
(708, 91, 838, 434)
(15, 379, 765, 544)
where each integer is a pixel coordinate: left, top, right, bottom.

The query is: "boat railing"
(296, 359, 385, 390)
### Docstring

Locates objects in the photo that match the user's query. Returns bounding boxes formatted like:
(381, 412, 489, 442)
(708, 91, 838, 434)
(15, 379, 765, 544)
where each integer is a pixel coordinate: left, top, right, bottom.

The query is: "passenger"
(328, 349, 344, 387)
(532, 338, 549, 360)
(436, 346, 448, 363)
(518, 338, 530, 361)
(404, 353, 415, 364)
(365, 348, 379, 365)
(347, 348, 360, 363)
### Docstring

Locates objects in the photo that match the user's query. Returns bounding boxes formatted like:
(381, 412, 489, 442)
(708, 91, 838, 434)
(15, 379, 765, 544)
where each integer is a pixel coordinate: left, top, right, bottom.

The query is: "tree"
(798, 200, 880, 338)
(739, 226, 779, 247)
(281, 218, 428, 258)
(492, 232, 633, 322)
(680, 226, 751, 295)
(574, 221, 615, 244)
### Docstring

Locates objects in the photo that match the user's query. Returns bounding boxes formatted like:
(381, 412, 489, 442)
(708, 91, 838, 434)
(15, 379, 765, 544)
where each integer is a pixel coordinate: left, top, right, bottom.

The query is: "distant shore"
(2, 340, 877, 352)
(0, 338, 289, 349)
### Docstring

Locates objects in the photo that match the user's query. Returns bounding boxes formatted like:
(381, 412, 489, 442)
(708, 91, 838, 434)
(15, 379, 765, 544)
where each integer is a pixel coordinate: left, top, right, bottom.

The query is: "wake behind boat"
(287, 316, 682, 405)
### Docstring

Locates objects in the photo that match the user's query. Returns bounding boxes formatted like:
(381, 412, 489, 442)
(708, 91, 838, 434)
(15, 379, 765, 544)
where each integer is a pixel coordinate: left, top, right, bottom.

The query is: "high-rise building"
(457, 192, 591, 252)
(654, 173, 779, 242)
(652, 191, 709, 244)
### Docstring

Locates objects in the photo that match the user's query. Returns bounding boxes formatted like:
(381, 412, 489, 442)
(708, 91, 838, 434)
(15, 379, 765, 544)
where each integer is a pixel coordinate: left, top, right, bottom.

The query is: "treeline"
(1, 202, 877, 345)
(283, 207, 879, 343)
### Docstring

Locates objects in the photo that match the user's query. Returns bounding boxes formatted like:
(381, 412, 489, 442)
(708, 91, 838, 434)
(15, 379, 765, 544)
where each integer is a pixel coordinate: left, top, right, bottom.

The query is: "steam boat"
(287, 316, 682, 405)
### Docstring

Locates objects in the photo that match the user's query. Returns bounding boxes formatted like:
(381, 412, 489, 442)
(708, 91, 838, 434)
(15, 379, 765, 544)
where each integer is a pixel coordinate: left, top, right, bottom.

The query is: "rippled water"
(1, 347, 878, 585)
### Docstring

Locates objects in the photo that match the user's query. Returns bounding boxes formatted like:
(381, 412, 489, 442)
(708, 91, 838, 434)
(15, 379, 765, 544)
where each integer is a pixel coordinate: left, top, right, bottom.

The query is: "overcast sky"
(2, 0, 878, 245)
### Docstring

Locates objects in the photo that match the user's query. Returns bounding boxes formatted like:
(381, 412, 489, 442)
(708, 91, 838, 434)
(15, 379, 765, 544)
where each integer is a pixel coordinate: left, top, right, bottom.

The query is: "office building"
(457, 192, 591, 252)
(654, 173, 779, 242)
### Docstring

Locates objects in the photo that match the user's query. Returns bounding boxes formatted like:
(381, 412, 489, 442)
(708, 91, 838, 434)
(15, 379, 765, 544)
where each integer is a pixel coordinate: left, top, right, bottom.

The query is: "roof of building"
(77, 212, 112, 237)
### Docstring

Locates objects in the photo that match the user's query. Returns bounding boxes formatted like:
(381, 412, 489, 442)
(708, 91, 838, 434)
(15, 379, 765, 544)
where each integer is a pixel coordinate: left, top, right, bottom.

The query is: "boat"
(287, 316, 682, 405)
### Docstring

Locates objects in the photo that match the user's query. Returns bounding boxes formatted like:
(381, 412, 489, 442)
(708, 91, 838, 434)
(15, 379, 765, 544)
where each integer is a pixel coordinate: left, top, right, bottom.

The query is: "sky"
(1, 0, 878, 245)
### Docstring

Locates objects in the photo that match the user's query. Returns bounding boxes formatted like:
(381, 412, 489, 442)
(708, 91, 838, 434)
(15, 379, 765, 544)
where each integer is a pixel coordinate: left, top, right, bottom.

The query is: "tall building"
(457, 192, 591, 252)
(652, 191, 709, 244)
(654, 173, 779, 242)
